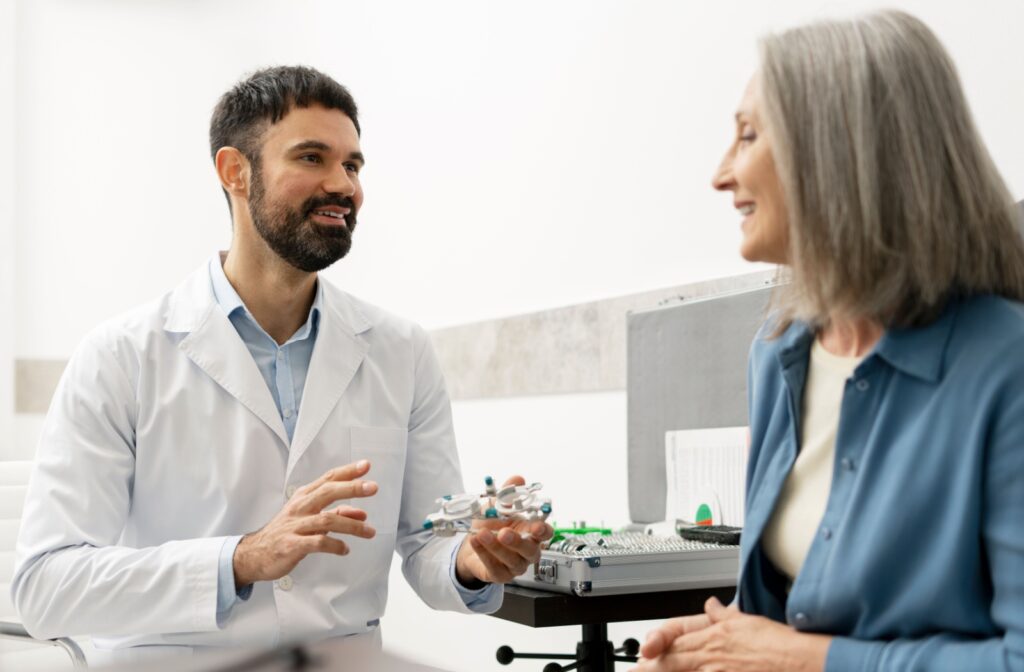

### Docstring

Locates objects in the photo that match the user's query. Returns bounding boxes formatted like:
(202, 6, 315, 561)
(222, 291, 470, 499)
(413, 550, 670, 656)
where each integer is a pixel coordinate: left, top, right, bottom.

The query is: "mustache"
(304, 195, 356, 216)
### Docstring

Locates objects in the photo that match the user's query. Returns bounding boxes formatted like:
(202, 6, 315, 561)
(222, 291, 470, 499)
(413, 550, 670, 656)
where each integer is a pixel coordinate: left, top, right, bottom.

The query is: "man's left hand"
(454, 475, 554, 587)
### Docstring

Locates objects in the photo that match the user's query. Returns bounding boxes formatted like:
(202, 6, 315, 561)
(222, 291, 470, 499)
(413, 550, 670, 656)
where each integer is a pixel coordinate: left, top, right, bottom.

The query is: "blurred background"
(1, 1, 1021, 669)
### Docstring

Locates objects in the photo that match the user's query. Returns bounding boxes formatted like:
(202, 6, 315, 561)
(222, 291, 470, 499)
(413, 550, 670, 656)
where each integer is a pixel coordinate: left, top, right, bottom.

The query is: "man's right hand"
(233, 460, 378, 589)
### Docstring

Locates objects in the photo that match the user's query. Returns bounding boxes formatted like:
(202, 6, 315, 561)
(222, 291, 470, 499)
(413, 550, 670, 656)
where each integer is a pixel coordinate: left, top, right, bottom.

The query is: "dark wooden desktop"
(489, 584, 736, 672)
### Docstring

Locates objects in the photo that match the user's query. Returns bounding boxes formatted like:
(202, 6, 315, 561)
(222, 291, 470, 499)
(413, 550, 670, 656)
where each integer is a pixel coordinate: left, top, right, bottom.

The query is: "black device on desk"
(678, 524, 742, 546)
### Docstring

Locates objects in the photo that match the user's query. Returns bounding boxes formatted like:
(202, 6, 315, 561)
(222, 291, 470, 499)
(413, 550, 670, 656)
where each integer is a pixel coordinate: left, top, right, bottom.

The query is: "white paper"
(665, 426, 749, 526)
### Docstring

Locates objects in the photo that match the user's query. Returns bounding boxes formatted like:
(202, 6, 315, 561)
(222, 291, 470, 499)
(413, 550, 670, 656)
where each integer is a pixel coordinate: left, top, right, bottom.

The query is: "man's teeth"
(739, 205, 755, 216)
(314, 210, 345, 219)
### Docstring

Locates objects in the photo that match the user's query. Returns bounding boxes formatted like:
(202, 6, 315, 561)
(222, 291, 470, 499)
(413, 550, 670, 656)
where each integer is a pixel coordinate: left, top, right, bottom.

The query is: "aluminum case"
(514, 533, 739, 597)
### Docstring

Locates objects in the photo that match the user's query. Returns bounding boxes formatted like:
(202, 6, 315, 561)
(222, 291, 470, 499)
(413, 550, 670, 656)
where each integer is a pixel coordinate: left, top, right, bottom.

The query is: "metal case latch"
(534, 559, 558, 584)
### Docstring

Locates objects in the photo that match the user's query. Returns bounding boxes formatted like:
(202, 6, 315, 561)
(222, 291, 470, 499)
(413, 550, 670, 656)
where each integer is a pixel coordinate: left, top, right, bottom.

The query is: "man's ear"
(215, 147, 251, 200)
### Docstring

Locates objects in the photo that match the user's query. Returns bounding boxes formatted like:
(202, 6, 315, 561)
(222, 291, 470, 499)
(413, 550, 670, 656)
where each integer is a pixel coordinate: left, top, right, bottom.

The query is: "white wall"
(13, 0, 1023, 359)
(6, 0, 1024, 669)
(1, 0, 14, 451)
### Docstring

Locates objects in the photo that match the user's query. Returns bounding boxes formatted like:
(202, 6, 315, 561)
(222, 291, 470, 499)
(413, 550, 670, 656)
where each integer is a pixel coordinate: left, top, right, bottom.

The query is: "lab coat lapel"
(166, 260, 290, 448)
(288, 282, 370, 470)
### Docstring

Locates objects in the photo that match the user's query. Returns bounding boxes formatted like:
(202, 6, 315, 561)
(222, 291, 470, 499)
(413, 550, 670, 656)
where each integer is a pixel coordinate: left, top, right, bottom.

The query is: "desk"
(490, 585, 736, 671)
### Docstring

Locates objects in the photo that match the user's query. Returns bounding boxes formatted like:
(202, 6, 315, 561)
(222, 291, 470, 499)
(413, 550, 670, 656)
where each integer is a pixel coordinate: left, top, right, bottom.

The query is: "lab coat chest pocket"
(350, 426, 407, 535)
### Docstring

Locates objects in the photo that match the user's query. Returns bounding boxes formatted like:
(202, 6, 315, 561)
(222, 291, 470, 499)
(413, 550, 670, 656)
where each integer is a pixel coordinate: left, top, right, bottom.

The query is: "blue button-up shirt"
(207, 257, 495, 621)
(739, 295, 1024, 671)
(210, 257, 321, 445)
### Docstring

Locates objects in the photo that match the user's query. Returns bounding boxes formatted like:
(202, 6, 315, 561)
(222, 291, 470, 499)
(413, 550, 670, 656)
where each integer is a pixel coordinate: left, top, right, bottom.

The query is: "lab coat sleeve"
(393, 325, 504, 613)
(11, 328, 227, 639)
(447, 540, 504, 612)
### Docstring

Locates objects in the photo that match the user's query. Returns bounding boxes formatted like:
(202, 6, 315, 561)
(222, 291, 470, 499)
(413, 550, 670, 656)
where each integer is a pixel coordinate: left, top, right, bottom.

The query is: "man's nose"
(711, 151, 736, 192)
(324, 163, 356, 196)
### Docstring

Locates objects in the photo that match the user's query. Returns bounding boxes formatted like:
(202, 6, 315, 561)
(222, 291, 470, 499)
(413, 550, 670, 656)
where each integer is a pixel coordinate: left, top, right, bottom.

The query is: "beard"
(248, 162, 358, 273)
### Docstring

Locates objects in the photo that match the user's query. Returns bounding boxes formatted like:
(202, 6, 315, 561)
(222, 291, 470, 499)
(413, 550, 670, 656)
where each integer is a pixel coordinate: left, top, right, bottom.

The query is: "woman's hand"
(631, 597, 831, 672)
(639, 608, 719, 659)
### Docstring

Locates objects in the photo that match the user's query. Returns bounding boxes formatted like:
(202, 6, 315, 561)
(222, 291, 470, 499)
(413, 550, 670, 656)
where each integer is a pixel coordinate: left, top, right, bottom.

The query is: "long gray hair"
(759, 10, 1024, 331)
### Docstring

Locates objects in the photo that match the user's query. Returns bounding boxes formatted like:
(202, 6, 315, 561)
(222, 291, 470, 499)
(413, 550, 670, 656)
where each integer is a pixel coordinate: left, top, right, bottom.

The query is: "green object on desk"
(550, 524, 613, 543)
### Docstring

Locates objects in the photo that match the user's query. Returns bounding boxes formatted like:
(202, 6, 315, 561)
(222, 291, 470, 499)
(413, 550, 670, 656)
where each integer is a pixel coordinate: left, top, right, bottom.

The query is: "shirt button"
(277, 575, 294, 591)
(822, 527, 832, 540)
(285, 485, 297, 498)
(855, 379, 870, 392)
(284, 409, 294, 419)
(277, 352, 284, 360)
(794, 612, 808, 626)
(841, 457, 855, 471)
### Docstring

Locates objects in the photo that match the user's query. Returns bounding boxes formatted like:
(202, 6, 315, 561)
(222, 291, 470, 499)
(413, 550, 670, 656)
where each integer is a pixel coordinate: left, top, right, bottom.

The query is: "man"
(12, 66, 550, 660)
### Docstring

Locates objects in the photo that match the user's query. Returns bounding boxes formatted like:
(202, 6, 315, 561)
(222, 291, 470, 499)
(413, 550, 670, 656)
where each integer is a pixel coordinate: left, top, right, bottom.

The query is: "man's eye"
(300, 154, 322, 163)
(344, 163, 361, 174)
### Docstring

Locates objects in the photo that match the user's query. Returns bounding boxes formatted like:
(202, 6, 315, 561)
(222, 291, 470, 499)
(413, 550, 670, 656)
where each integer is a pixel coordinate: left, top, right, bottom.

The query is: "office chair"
(0, 460, 87, 668)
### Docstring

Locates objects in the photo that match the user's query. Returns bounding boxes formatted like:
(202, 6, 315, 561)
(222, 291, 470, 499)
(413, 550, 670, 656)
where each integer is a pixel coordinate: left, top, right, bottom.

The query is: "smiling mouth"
(738, 204, 755, 216)
(309, 209, 352, 230)
(312, 209, 347, 221)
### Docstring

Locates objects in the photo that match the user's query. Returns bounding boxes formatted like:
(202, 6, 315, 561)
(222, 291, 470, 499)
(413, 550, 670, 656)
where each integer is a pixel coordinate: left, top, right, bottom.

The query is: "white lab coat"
(12, 258, 487, 655)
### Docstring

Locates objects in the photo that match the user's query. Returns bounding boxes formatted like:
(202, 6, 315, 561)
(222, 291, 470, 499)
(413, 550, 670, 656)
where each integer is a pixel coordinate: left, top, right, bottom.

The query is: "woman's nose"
(712, 151, 737, 192)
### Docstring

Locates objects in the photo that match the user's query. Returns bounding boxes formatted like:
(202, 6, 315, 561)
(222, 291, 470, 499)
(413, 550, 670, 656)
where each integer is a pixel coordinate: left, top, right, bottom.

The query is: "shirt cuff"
(448, 538, 503, 613)
(216, 535, 251, 626)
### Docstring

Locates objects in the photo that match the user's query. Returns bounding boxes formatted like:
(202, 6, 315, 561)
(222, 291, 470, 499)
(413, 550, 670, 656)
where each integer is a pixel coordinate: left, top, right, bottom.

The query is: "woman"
(635, 10, 1024, 672)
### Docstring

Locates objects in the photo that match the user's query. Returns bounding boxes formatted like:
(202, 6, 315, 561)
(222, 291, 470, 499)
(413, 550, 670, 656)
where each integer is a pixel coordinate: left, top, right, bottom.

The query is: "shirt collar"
(292, 283, 323, 342)
(209, 254, 246, 318)
(772, 302, 958, 384)
(775, 319, 816, 372)
(872, 301, 958, 383)
(208, 253, 323, 343)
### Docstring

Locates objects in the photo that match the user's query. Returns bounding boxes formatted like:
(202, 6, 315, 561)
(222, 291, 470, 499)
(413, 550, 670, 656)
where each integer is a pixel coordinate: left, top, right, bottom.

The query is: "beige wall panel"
(12, 270, 778, 412)
(14, 359, 65, 415)
(432, 270, 776, 399)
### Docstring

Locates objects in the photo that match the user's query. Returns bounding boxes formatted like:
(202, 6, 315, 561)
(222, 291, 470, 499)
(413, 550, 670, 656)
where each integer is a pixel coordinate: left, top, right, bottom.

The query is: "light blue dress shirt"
(207, 258, 495, 622)
(739, 295, 1024, 671)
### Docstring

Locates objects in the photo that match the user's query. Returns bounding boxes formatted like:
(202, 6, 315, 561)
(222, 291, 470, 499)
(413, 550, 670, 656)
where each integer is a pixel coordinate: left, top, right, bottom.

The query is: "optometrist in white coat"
(12, 66, 552, 663)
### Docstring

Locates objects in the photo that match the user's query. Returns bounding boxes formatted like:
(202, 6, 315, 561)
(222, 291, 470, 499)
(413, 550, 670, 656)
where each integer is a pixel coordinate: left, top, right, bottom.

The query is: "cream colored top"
(761, 338, 864, 580)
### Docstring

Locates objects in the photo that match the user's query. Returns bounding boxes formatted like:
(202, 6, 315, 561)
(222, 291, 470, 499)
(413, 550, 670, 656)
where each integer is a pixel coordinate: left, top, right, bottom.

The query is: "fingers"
(331, 505, 368, 521)
(470, 526, 544, 580)
(497, 527, 544, 562)
(525, 520, 554, 542)
(640, 629, 673, 661)
(639, 614, 712, 659)
(303, 534, 350, 557)
(704, 596, 729, 623)
(501, 474, 526, 487)
(296, 508, 377, 539)
(299, 478, 379, 513)
(479, 518, 553, 544)
(670, 626, 716, 657)
(300, 460, 372, 495)
(505, 518, 547, 537)
(468, 535, 516, 583)
(474, 529, 535, 574)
